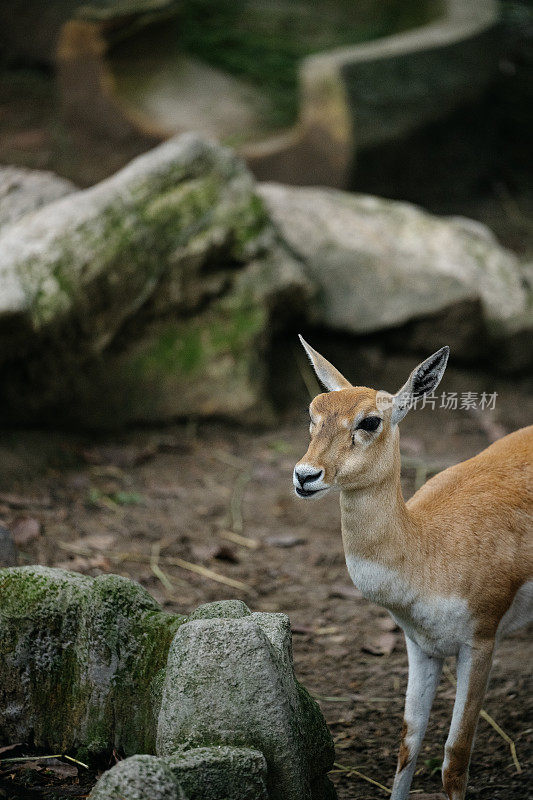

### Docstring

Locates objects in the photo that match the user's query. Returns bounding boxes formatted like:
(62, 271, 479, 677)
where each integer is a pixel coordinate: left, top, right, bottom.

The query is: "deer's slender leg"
(442, 641, 494, 800)
(391, 636, 443, 800)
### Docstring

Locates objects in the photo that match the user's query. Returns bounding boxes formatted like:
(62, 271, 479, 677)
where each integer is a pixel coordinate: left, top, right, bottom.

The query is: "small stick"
(220, 530, 260, 549)
(150, 544, 175, 593)
(332, 761, 392, 795)
(314, 695, 353, 702)
(62, 754, 89, 769)
(230, 469, 251, 534)
(443, 664, 521, 773)
(0, 754, 88, 769)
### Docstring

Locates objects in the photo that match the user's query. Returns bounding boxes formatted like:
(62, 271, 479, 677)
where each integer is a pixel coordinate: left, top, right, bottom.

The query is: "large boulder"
(157, 603, 334, 800)
(0, 566, 184, 756)
(0, 135, 311, 426)
(0, 569, 336, 800)
(259, 183, 533, 370)
(0, 135, 530, 430)
(0, 166, 76, 229)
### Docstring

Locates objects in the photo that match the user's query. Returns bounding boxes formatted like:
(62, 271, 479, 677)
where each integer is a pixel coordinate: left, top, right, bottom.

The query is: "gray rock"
(0, 167, 76, 230)
(258, 183, 533, 367)
(89, 754, 186, 800)
(166, 746, 268, 800)
(188, 599, 251, 621)
(0, 136, 311, 426)
(156, 613, 335, 800)
(0, 566, 184, 755)
(0, 566, 336, 799)
(0, 526, 17, 567)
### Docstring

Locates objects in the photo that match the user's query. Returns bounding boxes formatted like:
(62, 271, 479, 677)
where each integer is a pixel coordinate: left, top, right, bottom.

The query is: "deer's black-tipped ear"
(298, 335, 352, 392)
(391, 346, 449, 425)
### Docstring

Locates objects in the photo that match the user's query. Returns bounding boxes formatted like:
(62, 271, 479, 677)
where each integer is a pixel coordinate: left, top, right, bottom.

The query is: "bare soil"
(0, 382, 531, 799)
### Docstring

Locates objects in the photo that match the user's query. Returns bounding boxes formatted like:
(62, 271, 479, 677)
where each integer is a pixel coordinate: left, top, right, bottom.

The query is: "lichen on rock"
(0, 568, 337, 799)
(0, 566, 184, 756)
(0, 135, 311, 426)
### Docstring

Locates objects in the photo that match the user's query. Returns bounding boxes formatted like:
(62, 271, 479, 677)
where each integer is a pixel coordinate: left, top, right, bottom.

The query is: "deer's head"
(293, 337, 449, 497)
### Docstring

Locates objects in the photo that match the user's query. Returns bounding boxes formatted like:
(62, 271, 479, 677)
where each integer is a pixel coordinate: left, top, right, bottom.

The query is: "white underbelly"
(345, 555, 474, 657)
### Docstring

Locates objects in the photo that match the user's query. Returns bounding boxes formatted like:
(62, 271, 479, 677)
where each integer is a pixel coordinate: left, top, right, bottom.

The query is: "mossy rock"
(0, 566, 184, 756)
(0, 566, 336, 799)
(156, 614, 335, 800)
(89, 754, 187, 800)
(0, 136, 311, 426)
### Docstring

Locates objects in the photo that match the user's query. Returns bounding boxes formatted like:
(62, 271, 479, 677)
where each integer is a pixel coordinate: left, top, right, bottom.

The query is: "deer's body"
(343, 426, 532, 653)
(293, 339, 532, 800)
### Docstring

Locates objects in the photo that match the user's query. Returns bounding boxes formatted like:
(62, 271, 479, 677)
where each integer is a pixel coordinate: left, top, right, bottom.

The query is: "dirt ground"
(0, 361, 531, 800)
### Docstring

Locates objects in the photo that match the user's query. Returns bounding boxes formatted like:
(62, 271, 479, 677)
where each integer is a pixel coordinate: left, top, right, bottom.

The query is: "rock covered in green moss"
(0, 567, 336, 799)
(0, 566, 184, 756)
(0, 166, 76, 230)
(0, 135, 311, 426)
(89, 754, 187, 800)
(89, 747, 269, 800)
(166, 746, 268, 800)
(156, 610, 335, 800)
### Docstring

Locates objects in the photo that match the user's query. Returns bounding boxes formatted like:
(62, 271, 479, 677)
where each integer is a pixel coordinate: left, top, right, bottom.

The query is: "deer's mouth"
(295, 486, 327, 498)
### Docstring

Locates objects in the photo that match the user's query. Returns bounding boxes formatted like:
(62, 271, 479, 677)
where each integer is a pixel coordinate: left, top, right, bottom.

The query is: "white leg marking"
(390, 636, 443, 800)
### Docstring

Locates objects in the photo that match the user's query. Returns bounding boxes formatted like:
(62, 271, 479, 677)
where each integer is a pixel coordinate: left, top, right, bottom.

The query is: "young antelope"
(293, 337, 532, 800)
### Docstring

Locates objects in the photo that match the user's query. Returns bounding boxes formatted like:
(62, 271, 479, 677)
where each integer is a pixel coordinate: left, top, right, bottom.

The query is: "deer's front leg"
(391, 636, 443, 800)
(442, 641, 494, 800)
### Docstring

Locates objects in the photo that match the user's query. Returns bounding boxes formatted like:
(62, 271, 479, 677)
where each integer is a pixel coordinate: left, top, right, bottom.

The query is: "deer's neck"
(339, 454, 415, 568)
(339, 471, 422, 607)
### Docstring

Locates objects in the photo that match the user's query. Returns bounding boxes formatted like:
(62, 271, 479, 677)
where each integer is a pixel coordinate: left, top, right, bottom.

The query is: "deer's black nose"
(294, 468, 323, 487)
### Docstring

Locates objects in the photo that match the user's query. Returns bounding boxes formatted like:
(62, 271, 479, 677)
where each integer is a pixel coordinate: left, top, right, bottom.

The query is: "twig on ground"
(58, 541, 254, 595)
(61, 754, 89, 769)
(0, 754, 89, 769)
(442, 664, 521, 773)
(150, 543, 175, 593)
(331, 761, 392, 794)
(220, 529, 260, 549)
(229, 469, 252, 534)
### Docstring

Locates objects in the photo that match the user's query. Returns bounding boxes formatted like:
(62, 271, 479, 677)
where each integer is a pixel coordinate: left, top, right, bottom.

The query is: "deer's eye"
(356, 416, 381, 432)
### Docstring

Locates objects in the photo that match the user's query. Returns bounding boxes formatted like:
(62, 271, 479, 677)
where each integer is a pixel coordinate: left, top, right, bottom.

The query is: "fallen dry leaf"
(314, 626, 340, 636)
(0, 492, 51, 509)
(11, 516, 41, 546)
(376, 614, 400, 632)
(291, 624, 313, 635)
(329, 584, 363, 600)
(362, 632, 398, 656)
(266, 534, 307, 548)
(16, 760, 43, 771)
(0, 743, 21, 755)
(81, 533, 115, 551)
(42, 758, 78, 778)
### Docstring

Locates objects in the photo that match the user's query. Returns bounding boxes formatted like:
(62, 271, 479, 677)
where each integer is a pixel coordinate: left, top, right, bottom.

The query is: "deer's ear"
(298, 335, 352, 392)
(391, 346, 449, 425)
